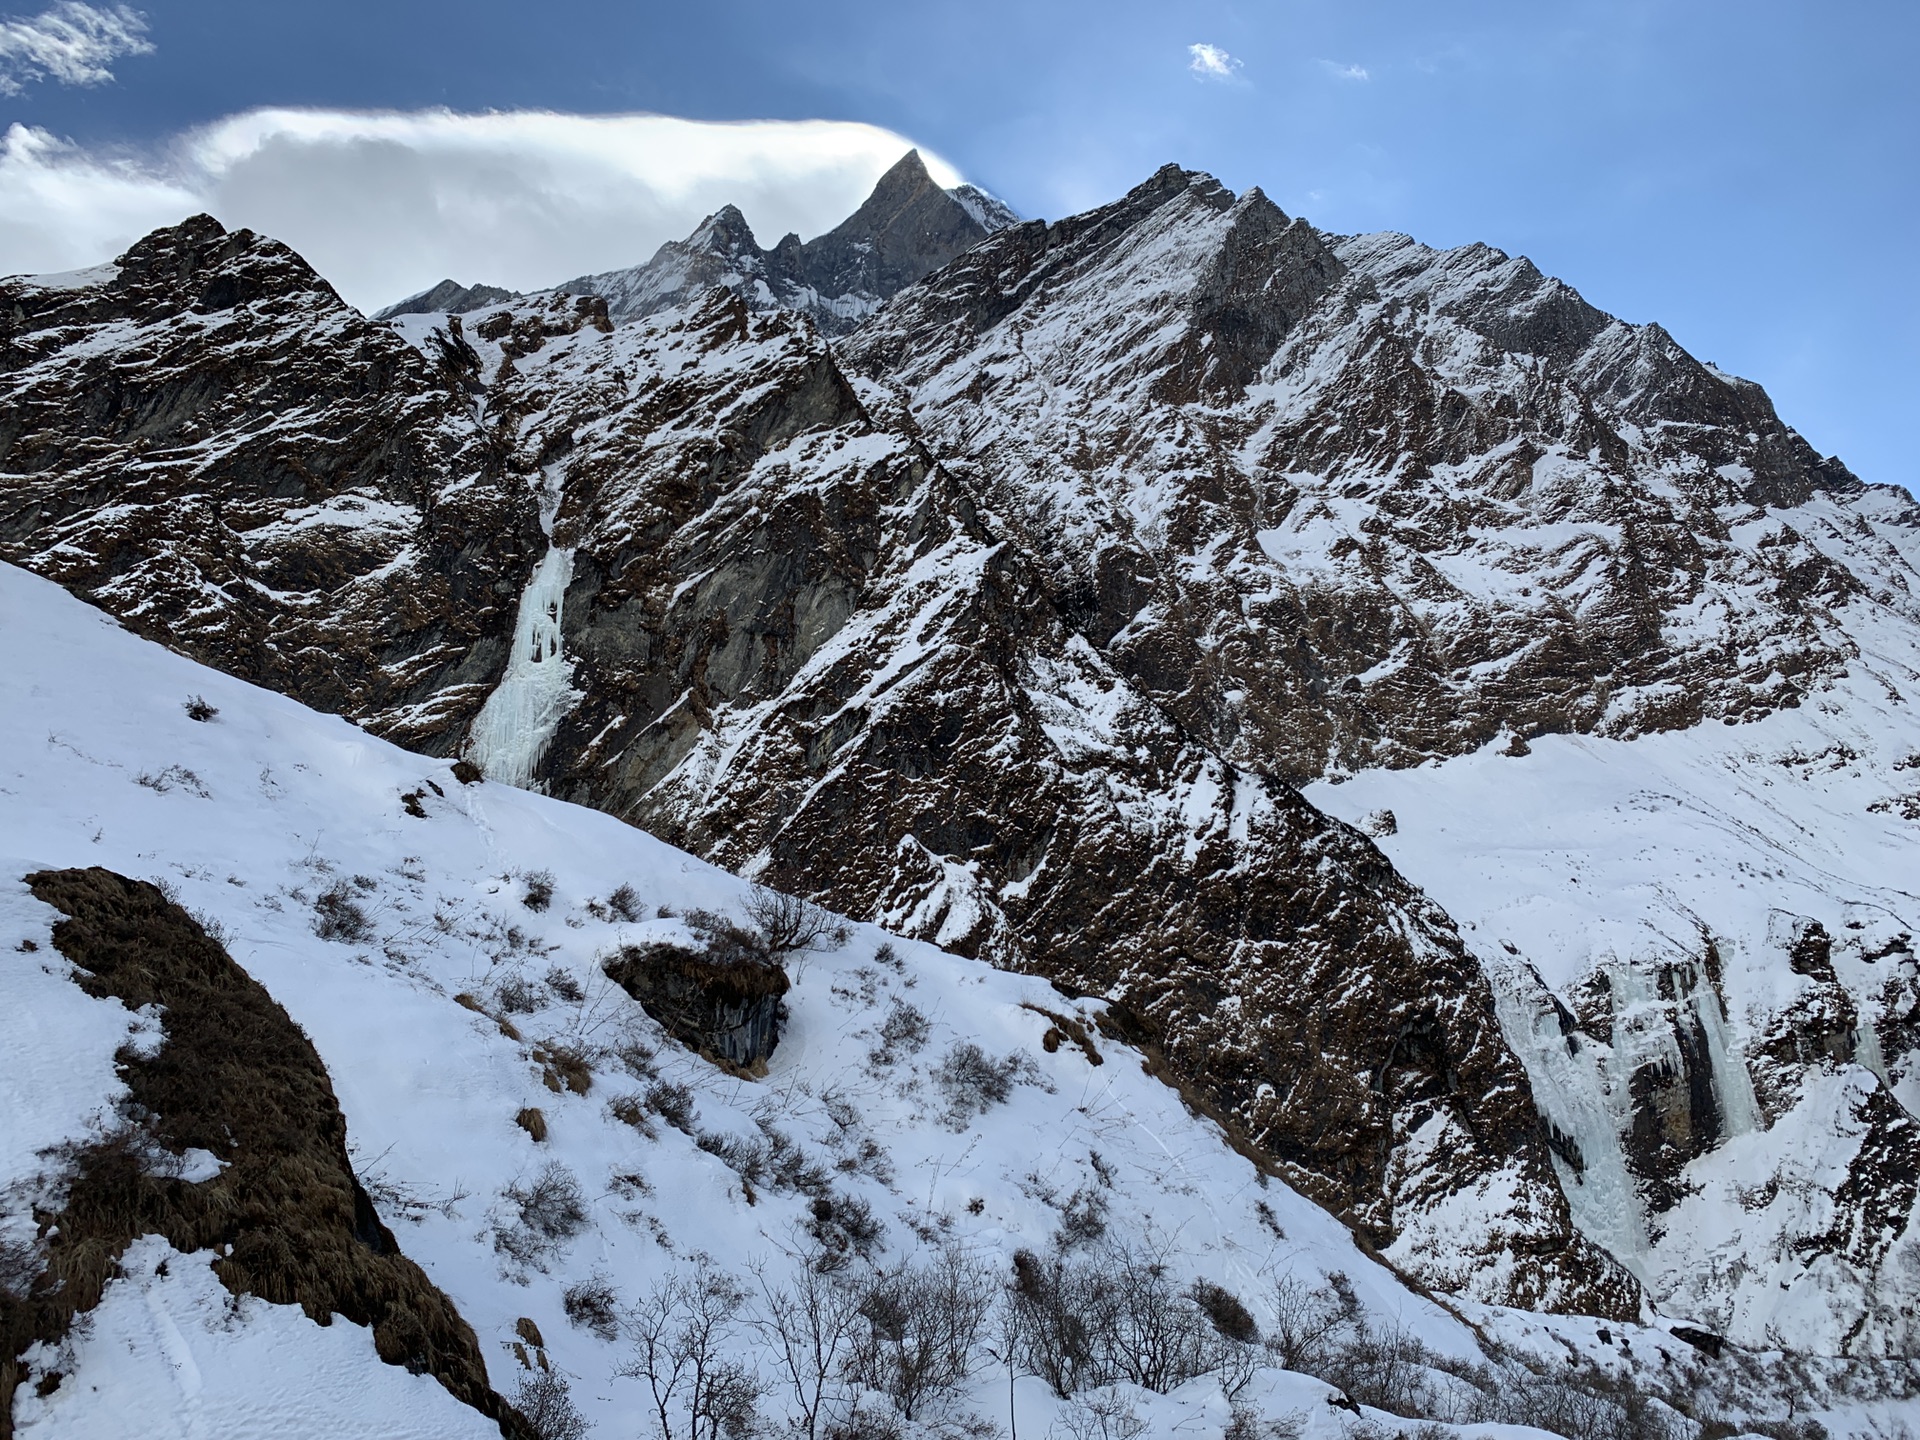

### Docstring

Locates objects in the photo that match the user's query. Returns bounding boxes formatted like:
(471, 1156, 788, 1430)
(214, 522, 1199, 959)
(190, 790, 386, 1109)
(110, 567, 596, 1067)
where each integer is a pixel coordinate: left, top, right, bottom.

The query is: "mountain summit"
(552, 149, 1017, 332)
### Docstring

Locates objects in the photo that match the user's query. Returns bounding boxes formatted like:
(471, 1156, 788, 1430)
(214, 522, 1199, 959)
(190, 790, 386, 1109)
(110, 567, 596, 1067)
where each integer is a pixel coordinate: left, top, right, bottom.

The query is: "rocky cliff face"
(0, 215, 544, 754)
(554, 151, 1016, 333)
(845, 165, 1892, 783)
(6, 162, 1916, 1350)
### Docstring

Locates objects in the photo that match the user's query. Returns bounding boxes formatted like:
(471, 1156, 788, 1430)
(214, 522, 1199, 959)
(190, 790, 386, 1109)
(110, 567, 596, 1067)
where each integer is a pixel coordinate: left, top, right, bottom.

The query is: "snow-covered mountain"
(4, 150, 1920, 1432)
(548, 151, 1018, 334)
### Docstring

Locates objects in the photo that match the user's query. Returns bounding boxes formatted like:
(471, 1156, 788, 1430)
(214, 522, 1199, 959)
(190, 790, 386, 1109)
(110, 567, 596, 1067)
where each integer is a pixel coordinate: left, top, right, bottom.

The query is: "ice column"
(466, 472, 579, 790)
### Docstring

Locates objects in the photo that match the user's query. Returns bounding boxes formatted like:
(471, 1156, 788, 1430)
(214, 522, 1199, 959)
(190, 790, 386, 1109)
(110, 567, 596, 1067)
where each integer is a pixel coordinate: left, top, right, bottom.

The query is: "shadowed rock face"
(555, 151, 1013, 333)
(0, 215, 546, 753)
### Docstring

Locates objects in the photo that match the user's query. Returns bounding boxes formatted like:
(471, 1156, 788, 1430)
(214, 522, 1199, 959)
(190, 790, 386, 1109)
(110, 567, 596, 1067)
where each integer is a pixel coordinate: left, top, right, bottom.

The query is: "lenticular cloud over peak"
(0, 106, 965, 309)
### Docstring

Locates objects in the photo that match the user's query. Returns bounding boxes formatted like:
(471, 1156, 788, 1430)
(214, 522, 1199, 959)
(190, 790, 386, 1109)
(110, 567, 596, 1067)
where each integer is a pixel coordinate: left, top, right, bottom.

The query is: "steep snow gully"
(3, 153, 1920, 1436)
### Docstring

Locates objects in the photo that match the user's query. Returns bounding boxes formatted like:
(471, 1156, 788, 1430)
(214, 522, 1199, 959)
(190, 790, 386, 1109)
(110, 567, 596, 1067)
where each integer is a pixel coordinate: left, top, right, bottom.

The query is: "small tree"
(751, 1248, 865, 1440)
(744, 884, 846, 955)
(619, 1265, 762, 1440)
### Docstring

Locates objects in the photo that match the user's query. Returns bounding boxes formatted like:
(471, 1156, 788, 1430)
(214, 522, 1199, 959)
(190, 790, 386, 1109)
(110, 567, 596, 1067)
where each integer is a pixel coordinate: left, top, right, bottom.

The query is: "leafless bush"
(565, 1276, 621, 1341)
(1225, 1407, 1306, 1440)
(619, 1265, 762, 1440)
(183, 694, 219, 722)
(870, 998, 931, 1068)
(496, 1162, 588, 1263)
(136, 764, 210, 796)
(607, 883, 647, 922)
(934, 1042, 1030, 1126)
(609, 1093, 659, 1139)
(190, 909, 233, 947)
(546, 965, 586, 1002)
(496, 973, 543, 1013)
(515, 1369, 589, 1440)
(806, 1192, 885, 1264)
(1263, 1273, 1349, 1372)
(1189, 1279, 1258, 1344)
(1052, 1387, 1147, 1440)
(522, 870, 556, 911)
(313, 882, 373, 943)
(744, 884, 848, 955)
(1056, 1185, 1108, 1248)
(1009, 1240, 1229, 1399)
(844, 1246, 996, 1421)
(647, 1082, 698, 1133)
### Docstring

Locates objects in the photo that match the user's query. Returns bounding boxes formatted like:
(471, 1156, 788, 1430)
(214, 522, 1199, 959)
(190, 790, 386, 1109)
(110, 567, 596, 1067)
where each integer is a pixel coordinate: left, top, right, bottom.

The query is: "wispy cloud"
(0, 2, 151, 96)
(0, 110, 968, 310)
(1188, 43, 1242, 83)
(1318, 59, 1370, 82)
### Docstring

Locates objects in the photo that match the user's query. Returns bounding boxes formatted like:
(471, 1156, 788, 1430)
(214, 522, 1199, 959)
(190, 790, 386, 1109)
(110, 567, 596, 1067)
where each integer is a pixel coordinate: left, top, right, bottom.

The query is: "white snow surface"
(13, 1237, 497, 1440)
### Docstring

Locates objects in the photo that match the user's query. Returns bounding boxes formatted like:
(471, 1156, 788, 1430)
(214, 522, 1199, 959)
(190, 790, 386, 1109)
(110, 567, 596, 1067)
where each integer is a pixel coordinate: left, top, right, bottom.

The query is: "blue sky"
(3, 0, 1914, 491)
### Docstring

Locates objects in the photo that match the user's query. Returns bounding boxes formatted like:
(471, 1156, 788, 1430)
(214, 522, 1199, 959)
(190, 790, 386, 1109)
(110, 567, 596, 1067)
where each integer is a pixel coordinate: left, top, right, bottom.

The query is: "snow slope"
(0, 558, 1495, 1436)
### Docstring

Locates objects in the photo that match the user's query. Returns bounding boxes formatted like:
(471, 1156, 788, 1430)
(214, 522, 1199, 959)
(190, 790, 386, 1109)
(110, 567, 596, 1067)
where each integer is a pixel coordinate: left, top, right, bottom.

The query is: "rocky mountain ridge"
(4, 158, 1917, 1359)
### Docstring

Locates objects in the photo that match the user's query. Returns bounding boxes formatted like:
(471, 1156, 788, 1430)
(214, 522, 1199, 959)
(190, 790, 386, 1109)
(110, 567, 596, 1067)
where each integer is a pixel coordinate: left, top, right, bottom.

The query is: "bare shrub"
(1263, 1273, 1348, 1372)
(1053, 1387, 1147, 1440)
(1056, 1186, 1108, 1248)
(870, 998, 931, 1068)
(934, 1042, 1028, 1126)
(1190, 1279, 1258, 1344)
(546, 966, 586, 1002)
(496, 974, 543, 1013)
(1008, 1239, 1224, 1398)
(806, 1192, 885, 1265)
(844, 1247, 996, 1421)
(312, 882, 373, 943)
(744, 884, 848, 955)
(515, 1369, 589, 1440)
(609, 883, 647, 922)
(135, 764, 210, 796)
(647, 1082, 698, 1133)
(523, 870, 556, 912)
(183, 694, 219, 722)
(565, 1277, 621, 1341)
(608, 1093, 659, 1139)
(496, 1162, 587, 1263)
(619, 1265, 762, 1440)
(1225, 1407, 1307, 1440)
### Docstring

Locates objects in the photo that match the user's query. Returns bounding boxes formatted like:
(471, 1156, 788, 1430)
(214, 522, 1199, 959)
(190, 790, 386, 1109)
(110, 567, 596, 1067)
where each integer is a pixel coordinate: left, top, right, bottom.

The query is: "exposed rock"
(0, 215, 545, 754)
(844, 167, 1910, 783)
(373, 278, 522, 320)
(603, 941, 789, 1074)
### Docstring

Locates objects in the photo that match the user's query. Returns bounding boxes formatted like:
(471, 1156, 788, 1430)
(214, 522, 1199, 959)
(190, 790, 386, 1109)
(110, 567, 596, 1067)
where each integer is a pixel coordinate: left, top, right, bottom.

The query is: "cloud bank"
(0, 108, 963, 310)
(0, 1, 149, 95)
(1188, 43, 1242, 82)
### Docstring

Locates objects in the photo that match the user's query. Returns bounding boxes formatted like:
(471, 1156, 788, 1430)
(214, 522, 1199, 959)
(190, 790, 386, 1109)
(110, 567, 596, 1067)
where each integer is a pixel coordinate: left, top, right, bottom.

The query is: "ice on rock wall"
(466, 474, 578, 789)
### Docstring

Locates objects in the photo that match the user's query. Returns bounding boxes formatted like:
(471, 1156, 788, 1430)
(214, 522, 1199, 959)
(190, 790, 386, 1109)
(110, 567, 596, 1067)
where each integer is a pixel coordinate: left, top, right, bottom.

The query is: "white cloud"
(1188, 43, 1242, 82)
(0, 108, 968, 310)
(0, 2, 150, 96)
(1319, 59, 1370, 81)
